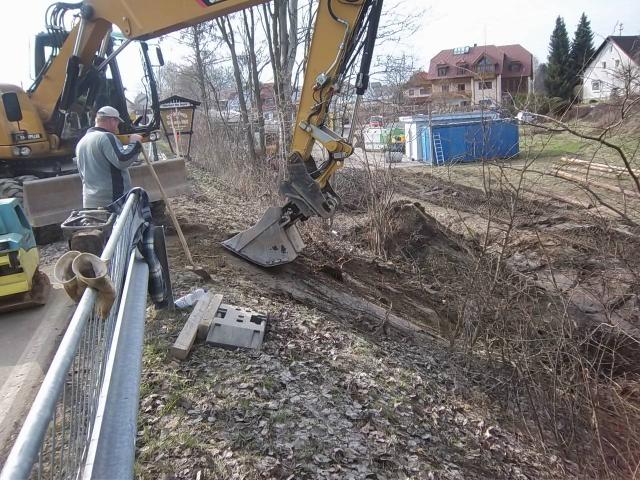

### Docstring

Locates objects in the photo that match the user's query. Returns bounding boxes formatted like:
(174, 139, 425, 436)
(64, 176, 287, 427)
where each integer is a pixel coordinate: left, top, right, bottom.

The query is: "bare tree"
(261, 0, 299, 159)
(216, 15, 258, 163)
(379, 53, 415, 106)
(242, 8, 266, 156)
(180, 24, 217, 138)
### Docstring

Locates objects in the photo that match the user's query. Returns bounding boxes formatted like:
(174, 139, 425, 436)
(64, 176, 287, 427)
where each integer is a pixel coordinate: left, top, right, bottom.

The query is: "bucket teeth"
(222, 207, 305, 267)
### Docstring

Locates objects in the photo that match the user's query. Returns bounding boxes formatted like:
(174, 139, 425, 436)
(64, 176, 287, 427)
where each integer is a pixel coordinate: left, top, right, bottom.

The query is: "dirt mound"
(569, 100, 640, 132)
(384, 201, 471, 264)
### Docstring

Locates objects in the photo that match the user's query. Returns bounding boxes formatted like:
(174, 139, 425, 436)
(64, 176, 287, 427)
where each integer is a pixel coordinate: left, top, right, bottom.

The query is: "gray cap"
(96, 106, 124, 123)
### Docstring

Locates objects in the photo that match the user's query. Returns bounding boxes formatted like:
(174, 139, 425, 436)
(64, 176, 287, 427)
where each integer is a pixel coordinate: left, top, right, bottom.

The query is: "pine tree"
(545, 16, 573, 100)
(569, 13, 595, 87)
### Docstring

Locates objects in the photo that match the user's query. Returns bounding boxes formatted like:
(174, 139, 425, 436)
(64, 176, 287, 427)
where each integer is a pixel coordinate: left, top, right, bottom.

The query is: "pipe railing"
(1, 191, 147, 480)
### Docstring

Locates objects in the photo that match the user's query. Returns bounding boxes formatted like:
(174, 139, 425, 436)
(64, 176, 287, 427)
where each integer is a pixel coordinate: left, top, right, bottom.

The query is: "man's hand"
(128, 134, 143, 144)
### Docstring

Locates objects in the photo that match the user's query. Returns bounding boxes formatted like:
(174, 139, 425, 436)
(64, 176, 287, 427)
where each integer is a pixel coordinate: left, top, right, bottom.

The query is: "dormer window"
(437, 66, 449, 76)
(508, 62, 522, 72)
(476, 56, 495, 74)
(457, 63, 469, 75)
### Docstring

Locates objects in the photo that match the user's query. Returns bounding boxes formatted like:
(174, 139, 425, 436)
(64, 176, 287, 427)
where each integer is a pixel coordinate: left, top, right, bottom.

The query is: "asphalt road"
(0, 269, 74, 459)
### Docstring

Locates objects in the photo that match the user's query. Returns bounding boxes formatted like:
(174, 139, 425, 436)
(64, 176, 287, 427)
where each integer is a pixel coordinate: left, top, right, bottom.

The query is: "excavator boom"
(225, 0, 384, 266)
(62, 0, 383, 267)
(2, 0, 383, 264)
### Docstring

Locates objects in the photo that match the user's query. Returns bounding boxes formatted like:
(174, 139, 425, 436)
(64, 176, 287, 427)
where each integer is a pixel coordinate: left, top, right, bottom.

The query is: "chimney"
(473, 43, 477, 47)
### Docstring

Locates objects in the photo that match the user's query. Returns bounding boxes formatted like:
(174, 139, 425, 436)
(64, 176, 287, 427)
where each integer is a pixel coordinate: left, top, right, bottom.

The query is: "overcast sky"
(0, 0, 638, 96)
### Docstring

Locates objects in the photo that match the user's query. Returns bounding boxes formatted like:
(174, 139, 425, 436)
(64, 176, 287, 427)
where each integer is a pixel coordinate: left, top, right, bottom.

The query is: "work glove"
(72, 253, 116, 318)
(53, 251, 86, 303)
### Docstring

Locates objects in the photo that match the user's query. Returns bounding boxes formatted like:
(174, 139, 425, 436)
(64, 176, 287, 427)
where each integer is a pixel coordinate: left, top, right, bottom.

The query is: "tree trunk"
(189, 25, 214, 140)
(217, 16, 257, 164)
(261, 0, 299, 162)
(243, 9, 266, 156)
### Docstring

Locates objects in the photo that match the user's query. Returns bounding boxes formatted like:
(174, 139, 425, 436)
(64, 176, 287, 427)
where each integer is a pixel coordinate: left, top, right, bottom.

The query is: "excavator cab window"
(2, 93, 23, 123)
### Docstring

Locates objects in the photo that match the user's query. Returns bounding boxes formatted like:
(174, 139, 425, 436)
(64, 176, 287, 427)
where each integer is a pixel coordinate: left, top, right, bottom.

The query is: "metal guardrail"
(1, 192, 149, 480)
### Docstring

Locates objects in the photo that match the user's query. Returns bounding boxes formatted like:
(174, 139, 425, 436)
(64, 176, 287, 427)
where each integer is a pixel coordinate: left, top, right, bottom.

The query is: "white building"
(582, 36, 640, 102)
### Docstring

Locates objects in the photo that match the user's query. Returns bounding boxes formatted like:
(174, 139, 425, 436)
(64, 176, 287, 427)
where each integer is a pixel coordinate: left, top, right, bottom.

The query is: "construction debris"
(170, 291, 268, 358)
(170, 292, 223, 360)
(205, 304, 267, 350)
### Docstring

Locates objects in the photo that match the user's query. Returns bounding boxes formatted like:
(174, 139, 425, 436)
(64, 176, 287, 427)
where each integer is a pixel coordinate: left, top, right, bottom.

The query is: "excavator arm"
(33, 0, 383, 266)
(224, 0, 384, 266)
(30, 0, 269, 136)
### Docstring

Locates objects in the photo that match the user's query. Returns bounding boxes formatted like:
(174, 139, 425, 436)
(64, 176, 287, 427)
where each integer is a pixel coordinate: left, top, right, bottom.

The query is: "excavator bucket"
(222, 207, 305, 267)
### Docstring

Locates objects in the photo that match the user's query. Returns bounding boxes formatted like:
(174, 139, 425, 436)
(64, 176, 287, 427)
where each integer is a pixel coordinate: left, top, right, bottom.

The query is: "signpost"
(159, 95, 201, 159)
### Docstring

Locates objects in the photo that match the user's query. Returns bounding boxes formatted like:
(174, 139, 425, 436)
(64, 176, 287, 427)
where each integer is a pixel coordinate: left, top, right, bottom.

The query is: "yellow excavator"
(0, 0, 383, 268)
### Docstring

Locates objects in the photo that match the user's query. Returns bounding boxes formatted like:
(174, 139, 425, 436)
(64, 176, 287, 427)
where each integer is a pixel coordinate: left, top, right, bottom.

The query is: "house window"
(457, 64, 469, 75)
(476, 56, 494, 74)
(419, 87, 431, 95)
(592, 80, 601, 91)
(408, 89, 415, 97)
(602, 61, 606, 69)
(457, 84, 466, 91)
(437, 66, 448, 76)
(509, 62, 522, 72)
(442, 84, 450, 92)
(615, 59, 620, 68)
(478, 81, 492, 90)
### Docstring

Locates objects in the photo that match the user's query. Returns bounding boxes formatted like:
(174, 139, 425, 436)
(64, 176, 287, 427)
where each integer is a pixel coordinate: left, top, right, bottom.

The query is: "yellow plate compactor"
(0, 198, 50, 313)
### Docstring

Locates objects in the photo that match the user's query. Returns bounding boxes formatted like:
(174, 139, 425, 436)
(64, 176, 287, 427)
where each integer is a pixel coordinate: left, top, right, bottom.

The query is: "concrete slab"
(0, 267, 74, 460)
(206, 304, 267, 350)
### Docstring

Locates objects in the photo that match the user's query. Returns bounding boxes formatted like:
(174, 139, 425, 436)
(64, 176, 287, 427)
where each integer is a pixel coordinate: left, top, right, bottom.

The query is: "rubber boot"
(72, 253, 115, 318)
(53, 251, 86, 303)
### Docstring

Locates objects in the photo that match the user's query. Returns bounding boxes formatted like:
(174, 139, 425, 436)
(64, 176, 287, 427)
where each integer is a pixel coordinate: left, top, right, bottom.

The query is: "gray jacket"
(76, 127, 142, 208)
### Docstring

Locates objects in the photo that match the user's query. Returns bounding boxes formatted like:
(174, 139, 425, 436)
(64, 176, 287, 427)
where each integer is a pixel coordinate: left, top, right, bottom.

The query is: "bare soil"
(136, 164, 607, 480)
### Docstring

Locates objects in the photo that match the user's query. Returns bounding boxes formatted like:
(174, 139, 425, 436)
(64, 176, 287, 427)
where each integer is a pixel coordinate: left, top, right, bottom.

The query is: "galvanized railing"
(1, 192, 149, 480)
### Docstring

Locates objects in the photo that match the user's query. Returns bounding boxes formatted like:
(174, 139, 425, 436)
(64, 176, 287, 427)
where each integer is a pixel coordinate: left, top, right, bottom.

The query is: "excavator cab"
(0, 13, 186, 234)
(34, 31, 162, 146)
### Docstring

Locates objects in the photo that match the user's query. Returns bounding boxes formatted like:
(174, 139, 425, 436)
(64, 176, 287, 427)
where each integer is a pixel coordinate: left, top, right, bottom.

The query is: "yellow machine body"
(0, 198, 49, 310)
(0, 247, 39, 297)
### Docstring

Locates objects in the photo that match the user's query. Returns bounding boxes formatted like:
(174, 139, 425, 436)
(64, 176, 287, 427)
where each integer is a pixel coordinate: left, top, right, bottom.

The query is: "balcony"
(430, 90, 472, 99)
(475, 65, 496, 75)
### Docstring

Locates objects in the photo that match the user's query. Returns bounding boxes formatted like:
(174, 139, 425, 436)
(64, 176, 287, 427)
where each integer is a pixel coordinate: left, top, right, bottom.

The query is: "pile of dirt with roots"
(383, 201, 473, 265)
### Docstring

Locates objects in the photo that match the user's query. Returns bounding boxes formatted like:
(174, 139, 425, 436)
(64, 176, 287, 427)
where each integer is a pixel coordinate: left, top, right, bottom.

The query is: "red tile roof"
(423, 44, 533, 80)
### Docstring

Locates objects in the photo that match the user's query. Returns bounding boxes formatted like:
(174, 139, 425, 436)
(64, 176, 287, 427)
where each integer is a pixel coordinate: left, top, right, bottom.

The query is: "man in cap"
(76, 106, 144, 208)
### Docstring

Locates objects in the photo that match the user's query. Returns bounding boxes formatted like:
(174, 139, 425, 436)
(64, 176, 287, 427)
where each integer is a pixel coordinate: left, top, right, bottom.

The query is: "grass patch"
(521, 131, 585, 159)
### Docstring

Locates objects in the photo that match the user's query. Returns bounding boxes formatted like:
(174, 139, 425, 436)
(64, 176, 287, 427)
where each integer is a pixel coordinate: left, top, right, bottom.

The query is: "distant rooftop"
(414, 44, 533, 81)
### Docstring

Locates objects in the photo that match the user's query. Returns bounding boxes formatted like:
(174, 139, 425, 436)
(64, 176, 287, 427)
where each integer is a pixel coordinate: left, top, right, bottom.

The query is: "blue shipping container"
(420, 118, 519, 165)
